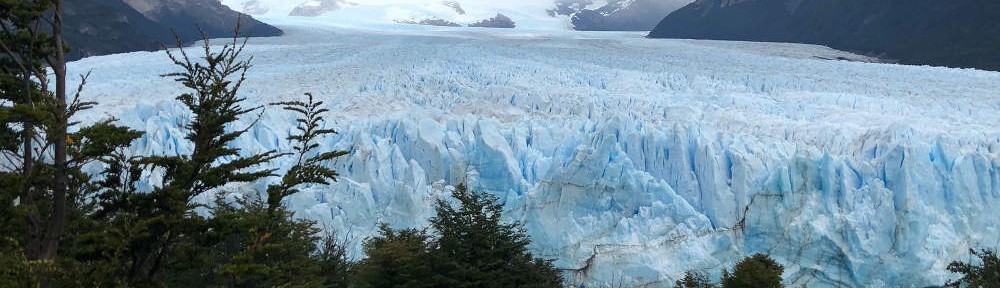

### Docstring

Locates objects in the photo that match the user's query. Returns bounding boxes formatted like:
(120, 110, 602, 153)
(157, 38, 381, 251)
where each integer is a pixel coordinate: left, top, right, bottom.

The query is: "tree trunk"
(22, 116, 39, 259)
(22, 50, 39, 259)
(41, 0, 68, 262)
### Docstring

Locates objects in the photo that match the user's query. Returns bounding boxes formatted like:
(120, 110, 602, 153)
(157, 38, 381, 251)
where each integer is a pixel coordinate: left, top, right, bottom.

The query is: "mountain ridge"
(222, 0, 695, 31)
(63, 0, 281, 61)
(649, 0, 1000, 71)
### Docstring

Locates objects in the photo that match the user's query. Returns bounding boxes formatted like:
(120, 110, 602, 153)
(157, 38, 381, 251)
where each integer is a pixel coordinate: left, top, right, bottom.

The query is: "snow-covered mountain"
(555, 0, 693, 31)
(221, 0, 566, 29)
(220, 0, 692, 30)
(68, 19, 1000, 287)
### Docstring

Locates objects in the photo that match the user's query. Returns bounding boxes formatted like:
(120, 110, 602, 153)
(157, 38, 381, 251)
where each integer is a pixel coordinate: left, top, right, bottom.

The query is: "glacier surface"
(68, 20, 1000, 287)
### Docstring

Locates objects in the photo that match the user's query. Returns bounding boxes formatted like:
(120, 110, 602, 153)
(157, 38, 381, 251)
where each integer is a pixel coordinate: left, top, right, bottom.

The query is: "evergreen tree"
(200, 195, 325, 288)
(429, 184, 563, 288)
(357, 185, 563, 288)
(356, 224, 436, 288)
(0, 1, 55, 283)
(720, 253, 784, 288)
(81, 32, 348, 286)
(316, 230, 354, 288)
(1, 3, 353, 286)
(62, 120, 145, 286)
(946, 249, 1000, 288)
(675, 271, 716, 288)
(267, 92, 348, 210)
(86, 33, 286, 286)
(1, 0, 143, 285)
(196, 93, 349, 287)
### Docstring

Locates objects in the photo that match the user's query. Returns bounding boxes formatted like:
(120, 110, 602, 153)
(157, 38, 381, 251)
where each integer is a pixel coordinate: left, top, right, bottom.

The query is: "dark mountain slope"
(649, 0, 1000, 70)
(122, 0, 281, 42)
(62, 0, 281, 61)
(63, 0, 171, 60)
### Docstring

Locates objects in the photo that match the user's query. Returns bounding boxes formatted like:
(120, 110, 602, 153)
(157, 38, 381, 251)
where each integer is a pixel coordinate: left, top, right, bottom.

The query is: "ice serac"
(69, 21, 1000, 287)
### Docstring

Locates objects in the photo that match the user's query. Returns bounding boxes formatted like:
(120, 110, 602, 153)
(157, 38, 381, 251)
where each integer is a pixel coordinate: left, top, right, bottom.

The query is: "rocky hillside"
(63, 0, 281, 61)
(469, 14, 516, 28)
(122, 0, 281, 41)
(649, 0, 1000, 70)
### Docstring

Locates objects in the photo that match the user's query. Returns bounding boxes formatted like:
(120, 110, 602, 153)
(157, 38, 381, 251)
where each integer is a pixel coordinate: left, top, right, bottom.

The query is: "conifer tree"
(357, 185, 563, 287)
(267, 92, 348, 212)
(429, 184, 563, 288)
(675, 271, 716, 288)
(0, 1, 56, 283)
(202, 195, 325, 288)
(946, 249, 1000, 288)
(1, 5, 353, 286)
(721, 253, 784, 288)
(356, 224, 436, 288)
(97, 33, 285, 285)
(1, 0, 142, 285)
(316, 230, 354, 287)
(202, 93, 349, 287)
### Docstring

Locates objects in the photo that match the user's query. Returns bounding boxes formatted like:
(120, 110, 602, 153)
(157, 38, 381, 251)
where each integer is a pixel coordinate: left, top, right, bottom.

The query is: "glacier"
(67, 19, 1000, 287)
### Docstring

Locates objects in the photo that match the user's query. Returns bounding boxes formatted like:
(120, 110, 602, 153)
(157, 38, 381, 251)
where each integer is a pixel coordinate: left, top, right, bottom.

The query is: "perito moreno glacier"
(68, 16, 1000, 287)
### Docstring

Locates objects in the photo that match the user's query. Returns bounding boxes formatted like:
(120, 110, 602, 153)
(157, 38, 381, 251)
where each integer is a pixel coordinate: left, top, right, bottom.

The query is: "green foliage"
(0, 2, 358, 286)
(152, 91, 351, 288)
(721, 253, 784, 288)
(429, 184, 563, 288)
(0, 238, 35, 286)
(675, 271, 716, 288)
(0, 1, 145, 285)
(71, 35, 347, 287)
(356, 184, 563, 288)
(84, 35, 287, 286)
(316, 230, 355, 288)
(268, 92, 348, 210)
(0, 0, 57, 269)
(195, 196, 325, 288)
(356, 224, 435, 288)
(154, 35, 283, 198)
(175, 92, 352, 288)
(946, 249, 1000, 288)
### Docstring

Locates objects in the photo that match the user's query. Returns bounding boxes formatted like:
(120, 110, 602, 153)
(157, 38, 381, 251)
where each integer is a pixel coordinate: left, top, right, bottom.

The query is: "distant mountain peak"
(219, 0, 693, 31)
(442, 1, 466, 15)
(566, 0, 694, 31)
(290, 0, 346, 17)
